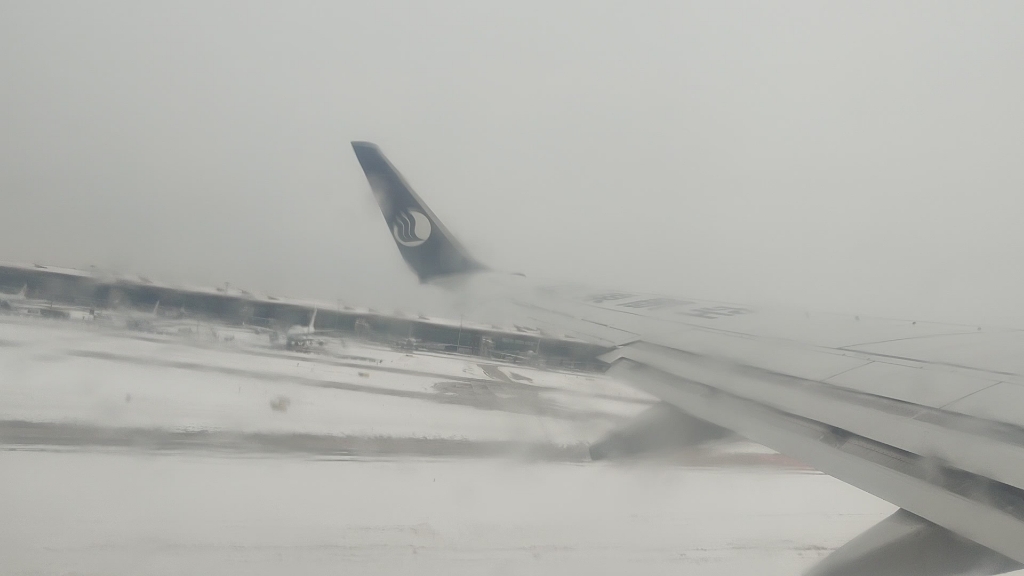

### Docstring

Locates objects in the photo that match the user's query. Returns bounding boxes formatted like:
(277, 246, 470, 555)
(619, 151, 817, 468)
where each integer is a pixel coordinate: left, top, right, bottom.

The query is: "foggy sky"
(2, 2, 1023, 326)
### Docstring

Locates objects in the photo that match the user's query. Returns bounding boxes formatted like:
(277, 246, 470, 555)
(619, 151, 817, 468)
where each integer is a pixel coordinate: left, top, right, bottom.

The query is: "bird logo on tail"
(392, 209, 432, 247)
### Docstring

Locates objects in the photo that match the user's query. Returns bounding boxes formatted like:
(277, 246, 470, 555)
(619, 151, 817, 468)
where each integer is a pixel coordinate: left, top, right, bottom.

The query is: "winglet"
(351, 142, 487, 282)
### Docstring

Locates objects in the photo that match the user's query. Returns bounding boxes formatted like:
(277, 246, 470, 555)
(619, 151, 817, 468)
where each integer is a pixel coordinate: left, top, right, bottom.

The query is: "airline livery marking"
(392, 209, 432, 247)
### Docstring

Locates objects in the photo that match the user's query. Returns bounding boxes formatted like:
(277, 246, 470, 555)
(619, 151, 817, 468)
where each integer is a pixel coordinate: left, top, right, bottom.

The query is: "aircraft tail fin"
(351, 142, 487, 282)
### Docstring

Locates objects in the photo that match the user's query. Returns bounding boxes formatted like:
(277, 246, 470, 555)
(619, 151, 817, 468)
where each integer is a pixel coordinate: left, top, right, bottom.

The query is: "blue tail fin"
(352, 142, 486, 282)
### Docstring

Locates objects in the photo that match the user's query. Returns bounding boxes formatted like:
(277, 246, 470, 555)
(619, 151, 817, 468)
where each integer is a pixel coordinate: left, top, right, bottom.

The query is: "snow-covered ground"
(1, 451, 894, 576)
(0, 317, 646, 446)
(0, 316, 905, 574)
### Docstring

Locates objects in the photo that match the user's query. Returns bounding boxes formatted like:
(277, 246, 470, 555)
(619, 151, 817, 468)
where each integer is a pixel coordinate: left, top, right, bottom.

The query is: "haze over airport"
(2, 2, 1023, 325)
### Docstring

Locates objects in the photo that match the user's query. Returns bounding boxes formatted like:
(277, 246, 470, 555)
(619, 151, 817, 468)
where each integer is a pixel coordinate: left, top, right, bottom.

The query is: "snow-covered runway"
(2, 450, 893, 576)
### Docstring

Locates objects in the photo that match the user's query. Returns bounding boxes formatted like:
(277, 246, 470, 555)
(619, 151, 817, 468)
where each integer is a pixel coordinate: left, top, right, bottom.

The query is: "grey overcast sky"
(2, 2, 1023, 325)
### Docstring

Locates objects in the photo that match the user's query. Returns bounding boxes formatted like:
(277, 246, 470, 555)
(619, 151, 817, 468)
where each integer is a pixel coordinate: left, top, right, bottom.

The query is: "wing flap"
(607, 358, 1024, 564)
(603, 341, 1024, 493)
(805, 508, 1020, 576)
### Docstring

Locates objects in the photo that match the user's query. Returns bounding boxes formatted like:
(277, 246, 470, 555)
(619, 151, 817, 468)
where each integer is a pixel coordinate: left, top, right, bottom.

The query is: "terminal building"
(0, 262, 610, 370)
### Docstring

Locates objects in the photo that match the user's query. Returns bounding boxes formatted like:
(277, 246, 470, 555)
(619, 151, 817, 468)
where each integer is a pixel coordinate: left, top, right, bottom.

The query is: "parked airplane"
(0, 284, 28, 309)
(352, 141, 1024, 576)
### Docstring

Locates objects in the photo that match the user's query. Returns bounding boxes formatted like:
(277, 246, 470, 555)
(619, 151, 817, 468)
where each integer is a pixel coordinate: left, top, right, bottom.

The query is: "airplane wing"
(351, 142, 1024, 575)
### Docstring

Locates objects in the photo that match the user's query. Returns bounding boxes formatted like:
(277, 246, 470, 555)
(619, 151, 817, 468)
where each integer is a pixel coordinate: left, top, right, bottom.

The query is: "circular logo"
(392, 209, 432, 247)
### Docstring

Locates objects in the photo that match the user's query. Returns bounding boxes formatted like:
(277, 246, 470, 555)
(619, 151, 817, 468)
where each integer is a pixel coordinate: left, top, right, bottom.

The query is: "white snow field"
(0, 316, 909, 575)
